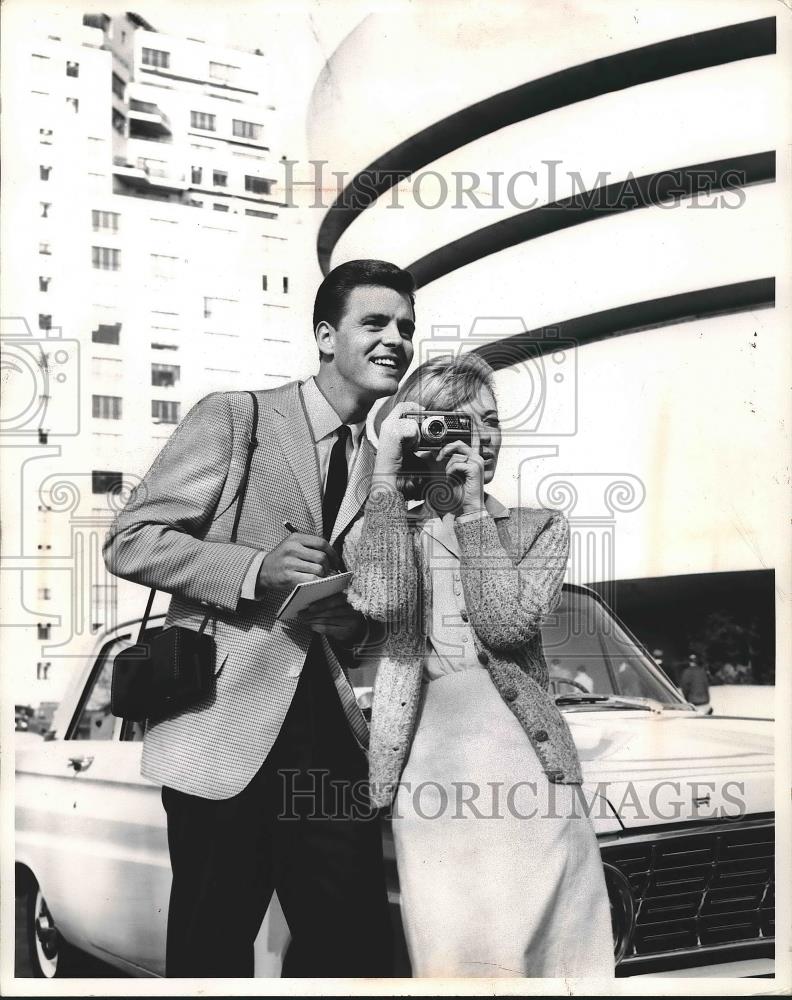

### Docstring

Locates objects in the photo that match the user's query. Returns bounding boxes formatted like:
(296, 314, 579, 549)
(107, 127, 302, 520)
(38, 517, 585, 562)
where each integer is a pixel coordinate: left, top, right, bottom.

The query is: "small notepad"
(275, 571, 354, 622)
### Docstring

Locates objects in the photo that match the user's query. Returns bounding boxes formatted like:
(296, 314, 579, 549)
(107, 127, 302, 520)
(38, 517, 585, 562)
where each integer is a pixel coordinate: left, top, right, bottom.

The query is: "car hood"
(566, 710, 774, 829)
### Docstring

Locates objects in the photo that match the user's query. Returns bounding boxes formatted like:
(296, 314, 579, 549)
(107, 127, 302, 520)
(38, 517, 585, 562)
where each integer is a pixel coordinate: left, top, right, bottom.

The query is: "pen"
(283, 519, 344, 576)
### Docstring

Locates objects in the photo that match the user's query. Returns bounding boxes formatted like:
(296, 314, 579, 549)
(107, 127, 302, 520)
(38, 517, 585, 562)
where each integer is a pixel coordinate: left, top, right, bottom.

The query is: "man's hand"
(255, 533, 341, 596)
(296, 592, 366, 642)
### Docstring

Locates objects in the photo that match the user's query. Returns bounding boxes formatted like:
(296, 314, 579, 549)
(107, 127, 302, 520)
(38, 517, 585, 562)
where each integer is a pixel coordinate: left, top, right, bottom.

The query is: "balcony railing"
(128, 98, 172, 138)
(112, 156, 187, 190)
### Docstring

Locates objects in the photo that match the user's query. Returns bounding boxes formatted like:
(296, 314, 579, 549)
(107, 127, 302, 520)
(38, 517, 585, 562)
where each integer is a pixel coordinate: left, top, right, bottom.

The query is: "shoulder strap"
(135, 587, 157, 644)
(229, 391, 259, 543)
(136, 391, 260, 641)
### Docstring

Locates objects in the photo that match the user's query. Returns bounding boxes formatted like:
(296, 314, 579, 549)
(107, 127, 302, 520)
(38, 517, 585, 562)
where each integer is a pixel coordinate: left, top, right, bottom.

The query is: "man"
(679, 652, 712, 715)
(103, 259, 417, 978)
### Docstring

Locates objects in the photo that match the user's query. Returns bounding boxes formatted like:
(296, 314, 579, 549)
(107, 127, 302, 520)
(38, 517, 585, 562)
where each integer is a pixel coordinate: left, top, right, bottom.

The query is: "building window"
(213, 203, 229, 212)
(233, 119, 261, 140)
(191, 166, 202, 184)
(92, 246, 120, 271)
(92, 209, 119, 232)
(112, 108, 126, 135)
(151, 254, 179, 280)
(188, 199, 203, 208)
(283, 276, 289, 294)
(190, 111, 216, 131)
(38, 314, 52, 330)
(66, 60, 79, 77)
(151, 342, 177, 351)
(39, 127, 53, 144)
(112, 72, 125, 98)
(92, 470, 123, 494)
(39, 242, 52, 255)
(39, 276, 51, 292)
(261, 275, 268, 291)
(92, 323, 121, 345)
(66, 96, 79, 112)
(91, 583, 115, 632)
(209, 61, 239, 84)
(40, 165, 52, 180)
(36, 661, 52, 680)
(37, 624, 51, 640)
(203, 296, 237, 321)
(92, 394, 122, 419)
(142, 47, 170, 69)
(151, 362, 180, 387)
(245, 209, 277, 219)
(244, 175, 272, 195)
(152, 399, 180, 424)
(92, 394, 122, 420)
(213, 170, 227, 187)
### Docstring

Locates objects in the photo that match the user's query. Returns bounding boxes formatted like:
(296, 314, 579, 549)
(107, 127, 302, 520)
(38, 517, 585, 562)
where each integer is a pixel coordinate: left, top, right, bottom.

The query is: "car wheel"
(25, 883, 77, 978)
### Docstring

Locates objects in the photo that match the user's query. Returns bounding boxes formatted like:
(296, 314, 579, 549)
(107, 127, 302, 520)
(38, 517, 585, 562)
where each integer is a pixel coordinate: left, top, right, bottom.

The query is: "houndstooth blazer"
(103, 382, 371, 800)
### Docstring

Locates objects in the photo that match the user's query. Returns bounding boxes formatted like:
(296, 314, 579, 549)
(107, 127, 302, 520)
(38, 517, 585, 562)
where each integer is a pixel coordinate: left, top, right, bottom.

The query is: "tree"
(688, 611, 763, 682)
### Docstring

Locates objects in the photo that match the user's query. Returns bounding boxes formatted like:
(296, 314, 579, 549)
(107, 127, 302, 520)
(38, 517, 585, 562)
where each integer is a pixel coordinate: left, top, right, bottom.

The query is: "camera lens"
(425, 418, 446, 440)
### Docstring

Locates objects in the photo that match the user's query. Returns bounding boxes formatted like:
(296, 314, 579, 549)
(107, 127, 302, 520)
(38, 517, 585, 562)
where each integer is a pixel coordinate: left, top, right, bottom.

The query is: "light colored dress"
(392, 510, 615, 978)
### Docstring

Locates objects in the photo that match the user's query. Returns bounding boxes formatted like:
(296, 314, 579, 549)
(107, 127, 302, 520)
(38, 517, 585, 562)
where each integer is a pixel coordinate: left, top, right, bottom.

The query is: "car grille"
(602, 817, 774, 959)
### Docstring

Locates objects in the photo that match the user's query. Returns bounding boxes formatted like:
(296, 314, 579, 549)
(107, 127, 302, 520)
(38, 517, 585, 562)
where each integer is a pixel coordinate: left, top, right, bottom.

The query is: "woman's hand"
(437, 432, 486, 515)
(373, 401, 423, 479)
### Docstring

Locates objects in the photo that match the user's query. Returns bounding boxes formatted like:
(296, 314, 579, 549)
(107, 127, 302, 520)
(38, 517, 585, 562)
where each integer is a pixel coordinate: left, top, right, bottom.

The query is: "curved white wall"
(307, 2, 791, 585)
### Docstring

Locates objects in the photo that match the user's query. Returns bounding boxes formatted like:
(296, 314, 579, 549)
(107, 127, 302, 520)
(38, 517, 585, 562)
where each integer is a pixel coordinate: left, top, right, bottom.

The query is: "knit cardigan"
(343, 486, 584, 809)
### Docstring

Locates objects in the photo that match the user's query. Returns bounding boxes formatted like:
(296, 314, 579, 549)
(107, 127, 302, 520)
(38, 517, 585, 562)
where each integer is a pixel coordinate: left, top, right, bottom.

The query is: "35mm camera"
(404, 411, 472, 451)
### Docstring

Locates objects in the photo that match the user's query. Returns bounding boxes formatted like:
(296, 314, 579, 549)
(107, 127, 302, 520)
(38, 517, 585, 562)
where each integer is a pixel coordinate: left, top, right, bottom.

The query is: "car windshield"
(540, 589, 685, 706)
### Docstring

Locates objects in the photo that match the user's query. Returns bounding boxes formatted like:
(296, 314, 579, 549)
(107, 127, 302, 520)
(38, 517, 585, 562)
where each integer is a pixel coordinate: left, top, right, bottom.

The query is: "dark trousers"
(161, 643, 393, 978)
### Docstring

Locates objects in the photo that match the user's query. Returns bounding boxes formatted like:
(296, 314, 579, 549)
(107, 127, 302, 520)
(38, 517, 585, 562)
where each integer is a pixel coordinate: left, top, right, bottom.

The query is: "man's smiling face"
(318, 285, 415, 406)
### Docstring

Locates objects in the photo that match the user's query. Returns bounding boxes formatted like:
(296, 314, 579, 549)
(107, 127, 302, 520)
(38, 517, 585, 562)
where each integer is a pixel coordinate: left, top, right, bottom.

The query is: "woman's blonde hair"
(375, 352, 496, 500)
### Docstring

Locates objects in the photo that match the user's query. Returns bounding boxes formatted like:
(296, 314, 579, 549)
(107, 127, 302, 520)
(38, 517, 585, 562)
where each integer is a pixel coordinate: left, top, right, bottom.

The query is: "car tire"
(25, 882, 79, 978)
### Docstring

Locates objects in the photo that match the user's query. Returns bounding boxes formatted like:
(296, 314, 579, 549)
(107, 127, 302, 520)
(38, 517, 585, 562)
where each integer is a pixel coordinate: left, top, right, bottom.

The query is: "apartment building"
(2, 9, 299, 704)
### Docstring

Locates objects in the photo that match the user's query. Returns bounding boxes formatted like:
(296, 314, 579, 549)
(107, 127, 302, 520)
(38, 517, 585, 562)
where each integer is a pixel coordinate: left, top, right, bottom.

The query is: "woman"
(343, 354, 614, 979)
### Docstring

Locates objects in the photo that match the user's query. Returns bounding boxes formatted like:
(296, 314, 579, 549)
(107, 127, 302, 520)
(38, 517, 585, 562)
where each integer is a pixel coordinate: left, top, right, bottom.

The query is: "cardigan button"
(460, 609, 469, 623)
(477, 650, 489, 666)
(503, 685, 518, 702)
(534, 729, 549, 742)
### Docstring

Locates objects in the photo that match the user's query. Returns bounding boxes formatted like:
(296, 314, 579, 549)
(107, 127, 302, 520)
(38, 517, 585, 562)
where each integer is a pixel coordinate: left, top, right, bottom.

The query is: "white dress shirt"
(300, 375, 367, 489)
(240, 376, 366, 600)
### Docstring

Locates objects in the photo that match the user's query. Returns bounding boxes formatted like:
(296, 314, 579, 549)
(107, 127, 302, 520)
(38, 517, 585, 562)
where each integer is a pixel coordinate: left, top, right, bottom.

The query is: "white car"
(15, 584, 774, 978)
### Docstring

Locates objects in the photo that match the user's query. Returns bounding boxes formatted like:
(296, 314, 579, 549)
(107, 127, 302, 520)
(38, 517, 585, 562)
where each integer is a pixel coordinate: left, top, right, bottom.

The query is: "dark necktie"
(322, 425, 350, 540)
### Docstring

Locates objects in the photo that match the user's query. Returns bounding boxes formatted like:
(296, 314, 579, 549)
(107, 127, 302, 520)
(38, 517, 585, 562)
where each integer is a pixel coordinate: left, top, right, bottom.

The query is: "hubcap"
(33, 890, 59, 976)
